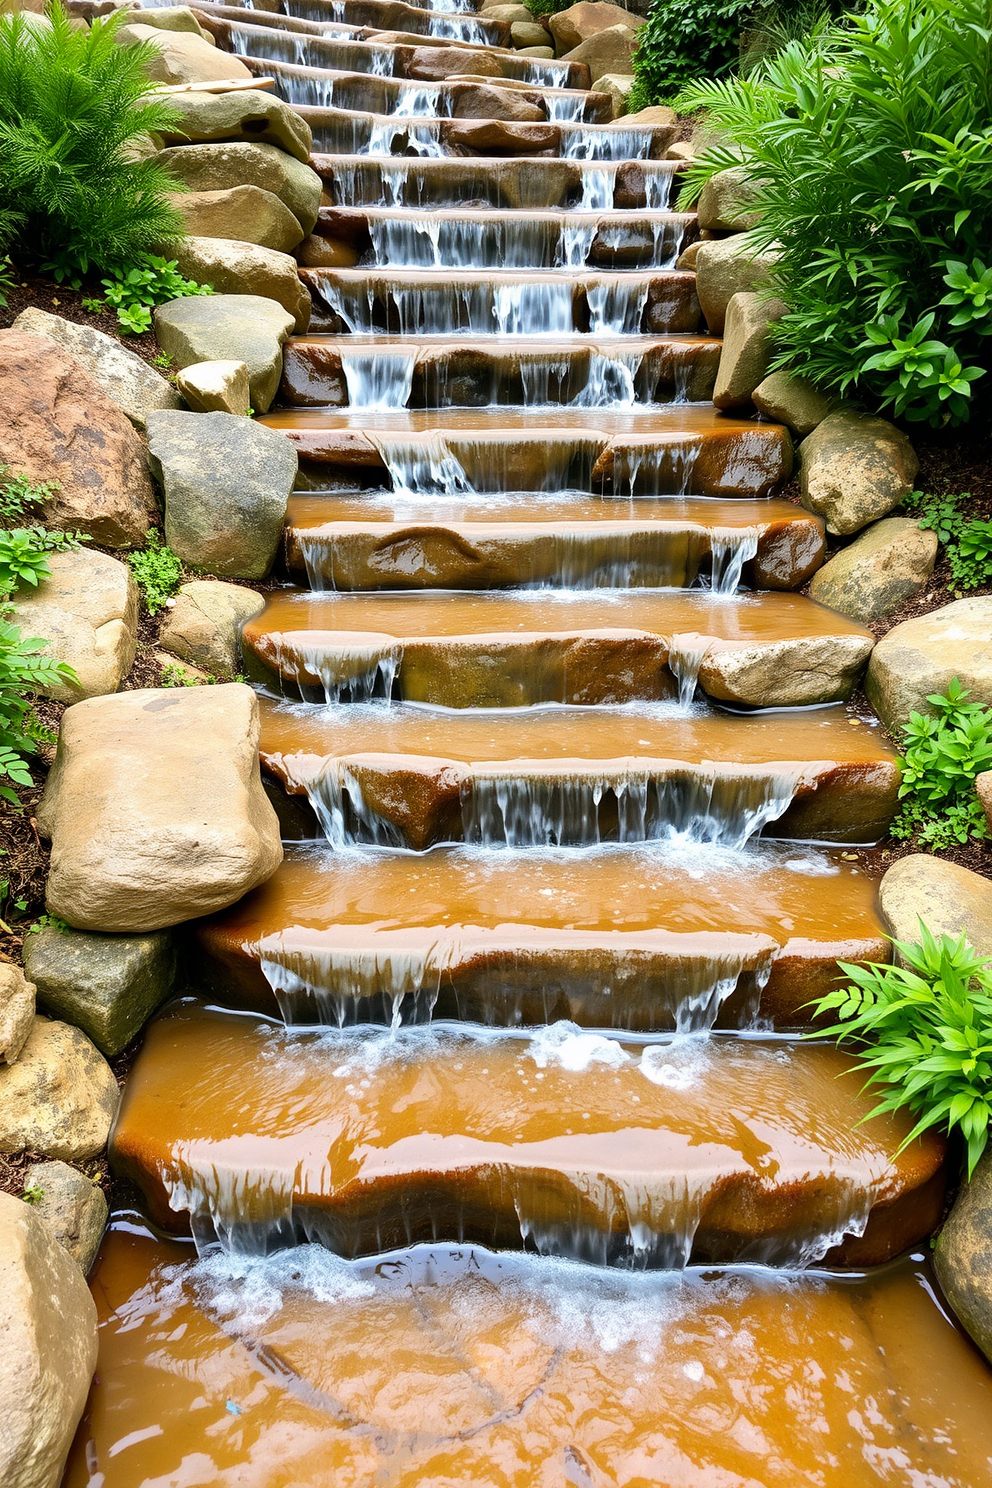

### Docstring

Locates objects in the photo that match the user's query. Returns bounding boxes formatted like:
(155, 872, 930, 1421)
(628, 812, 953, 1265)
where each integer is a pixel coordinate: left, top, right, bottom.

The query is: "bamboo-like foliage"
(0, 3, 184, 273)
(679, 0, 992, 426)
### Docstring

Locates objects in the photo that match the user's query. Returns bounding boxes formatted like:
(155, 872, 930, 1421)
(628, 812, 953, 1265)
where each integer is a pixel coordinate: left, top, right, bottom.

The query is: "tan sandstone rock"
(751, 369, 830, 438)
(693, 236, 781, 335)
(809, 518, 938, 623)
(152, 88, 312, 162)
(407, 44, 502, 81)
(878, 855, 992, 958)
(548, 0, 638, 53)
(13, 549, 138, 702)
(114, 21, 251, 84)
(0, 1018, 118, 1161)
(159, 579, 265, 678)
(935, 1150, 992, 1365)
(21, 1161, 108, 1274)
(511, 19, 549, 47)
(866, 596, 992, 733)
(978, 771, 992, 832)
(562, 23, 638, 83)
(798, 411, 919, 537)
(0, 1190, 98, 1488)
(156, 141, 321, 234)
(154, 293, 296, 412)
(0, 963, 34, 1066)
(172, 184, 305, 253)
(712, 292, 788, 410)
(167, 235, 311, 332)
(124, 6, 210, 37)
(696, 166, 764, 231)
(592, 71, 635, 117)
(0, 332, 157, 548)
(175, 358, 251, 415)
(38, 685, 283, 933)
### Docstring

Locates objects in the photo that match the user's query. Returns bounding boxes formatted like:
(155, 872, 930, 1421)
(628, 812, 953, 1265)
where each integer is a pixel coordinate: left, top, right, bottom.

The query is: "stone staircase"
(61, 3, 992, 1482)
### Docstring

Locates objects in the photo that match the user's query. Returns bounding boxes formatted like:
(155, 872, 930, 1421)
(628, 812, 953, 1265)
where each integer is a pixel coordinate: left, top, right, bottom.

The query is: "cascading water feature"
(67, 2, 992, 1482)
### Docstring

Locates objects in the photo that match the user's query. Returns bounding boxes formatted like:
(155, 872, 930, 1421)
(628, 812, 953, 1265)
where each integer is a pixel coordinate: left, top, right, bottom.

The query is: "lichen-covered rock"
(865, 596, 992, 732)
(152, 87, 312, 162)
(693, 236, 781, 335)
(153, 294, 296, 412)
(156, 141, 321, 234)
(878, 854, 992, 958)
(38, 685, 283, 933)
(23, 925, 177, 1059)
(935, 1150, 992, 1364)
(166, 236, 310, 332)
(173, 185, 305, 253)
(13, 549, 138, 702)
(798, 411, 918, 536)
(0, 963, 34, 1066)
(712, 293, 788, 410)
(114, 21, 250, 84)
(809, 518, 937, 623)
(146, 409, 296, 579)
(10, 308, 179, 429)
(175, 359, 251, 416)
(20, 1161, 108, 1274)
(751, 369, 830, 438)
(0, 1190, 97, 1488)
(0, 331, 157, 548)
(159, 579, 265, 678)
(0, 1018, 118, 1161)
(696, 166, 764, 231)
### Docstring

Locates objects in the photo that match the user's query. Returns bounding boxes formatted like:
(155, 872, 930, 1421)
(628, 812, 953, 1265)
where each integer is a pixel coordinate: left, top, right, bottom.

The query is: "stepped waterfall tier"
(60, 2, 992, 1484)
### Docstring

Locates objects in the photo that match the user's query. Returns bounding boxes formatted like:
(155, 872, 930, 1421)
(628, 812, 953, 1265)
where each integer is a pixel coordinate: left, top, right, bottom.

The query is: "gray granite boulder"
(809, 518, 938, 622)
(21, 1161, 108, 1274)
(153, 293, 295, 411)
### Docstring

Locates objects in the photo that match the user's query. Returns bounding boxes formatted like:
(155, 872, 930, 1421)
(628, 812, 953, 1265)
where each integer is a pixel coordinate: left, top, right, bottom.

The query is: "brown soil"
(0, 267, 166, 369)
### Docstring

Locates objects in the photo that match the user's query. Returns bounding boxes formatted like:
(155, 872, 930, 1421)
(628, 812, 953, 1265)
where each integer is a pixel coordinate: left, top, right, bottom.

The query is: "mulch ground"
(0, 268, 164, 366)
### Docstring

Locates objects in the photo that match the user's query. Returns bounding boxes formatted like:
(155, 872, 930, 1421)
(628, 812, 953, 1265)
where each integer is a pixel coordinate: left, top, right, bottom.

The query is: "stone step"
(65, 1227, 992, 1488)
(111, 998, 944, 1264)
(302, 266, 701, 336)
(313, 205, 694, 269)
(283, 492, 823, 590)
(239, 587, 873, 708)
(216, 16, 582, 87)
(280, 333, 721, 407)
(257, 406, 791, 497)
(239, 55, 608, 119)
(258, 695, 898, 848)
(192, 0, 511, 46)
(311, 154, 683, 210)
(297, 104, 674, 158)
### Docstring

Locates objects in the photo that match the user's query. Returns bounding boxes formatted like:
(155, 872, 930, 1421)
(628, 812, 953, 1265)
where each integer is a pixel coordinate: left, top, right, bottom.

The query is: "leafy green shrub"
(525, 0, 570, 15)
(903, 490, 992, 592)
(891, 680, 992, 850)
(0, 4, 183, 273)
(680, 0, 992, 427)
(0, 527, 85, 591)
(811, 924, 992, 1178)
(127, 530, 182, 614)
(0, 601, 74, 805)
(85, 257, 213, 336)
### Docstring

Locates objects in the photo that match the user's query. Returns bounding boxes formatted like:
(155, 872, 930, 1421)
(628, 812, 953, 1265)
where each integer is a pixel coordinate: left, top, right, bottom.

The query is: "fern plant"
(811, 925, 992, 1178)
(678, 0, 992, 427)
(0, 600, 74, 806)
(0, 4, 183, 272)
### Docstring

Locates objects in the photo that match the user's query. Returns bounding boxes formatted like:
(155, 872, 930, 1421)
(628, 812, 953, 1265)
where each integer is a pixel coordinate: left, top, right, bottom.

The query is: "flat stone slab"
(112, 998, 944, 1266)
(297, 103, 672, 157)
(195, 840, 889, 1030)
(240, 588, 873, 709)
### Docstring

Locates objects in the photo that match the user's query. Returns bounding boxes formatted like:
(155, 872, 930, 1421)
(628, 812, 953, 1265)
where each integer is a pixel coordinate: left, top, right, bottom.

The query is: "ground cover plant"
(82, 257, 213, 336)
(677, 0, 992, 427)
(127, 529, 183, 614)
(902, 490, 992, 591)
(0, 4, 182, 276)
(811, 925, 992, 1178)
(891, 680, 992, 850)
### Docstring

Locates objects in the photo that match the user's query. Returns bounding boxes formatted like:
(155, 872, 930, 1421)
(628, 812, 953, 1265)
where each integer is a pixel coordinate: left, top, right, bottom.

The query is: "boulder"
(561, 23, 638, 83)
(10, 308, 179, 430)
(172, 185, 305, 253)
(38, 685, 283, 933)
(510, 19, 549, 46)
(878, 855, 992, 958)
(0, 963, 34, 1066)
(407, 45, 502, 81)
(693, 235, 781, 335)
(751, 369, 829, 438)
(165, 237, 310, 334)
(146, 409, 296, 579)
(809, 518, 938, 623)
(124, 5, 209, 36)
(697, 633, 873, 709)
(935, 1151, 992, 1364)
(515, 43, 554, 56)
(443, 118, 560, 153)
(451, 82, 545, 122)
(156, 141, 321, 234)
(592, 71, 635, 117)
(0, 1018, 118, 1161)
(23, 925, 177, 1059)
(20, 1161, 107, 1274)
(666, 141, 695, 162)
(152, 87, 312, 162)
(158, 578, 265, 678)
(696, 165, 764, 231)
(114, 22, 251, 84)
(296, 234, 359, 268)
(548, 0, 638, 52)
(675, 240, 702, 270)
(712, 292, 788, 410)
(0, 1190, 97, 1488)
(978, 771, 992, 832)
(798, 411, 918, 537)
(13, 550, 138, 702)
(0, 332, 157, 548)
(479, 3, 534, 21)
(866, 596, 992, 733)
(153, 293, 296, 412)
(175, 358, 251, 415)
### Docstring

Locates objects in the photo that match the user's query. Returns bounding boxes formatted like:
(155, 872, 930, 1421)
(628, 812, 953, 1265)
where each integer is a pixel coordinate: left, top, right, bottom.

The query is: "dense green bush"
(891, 680, 992, 850)
(811, 925, 992, 1178)
(0, 4, 183, 275)
(680, 0, 992, 426)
